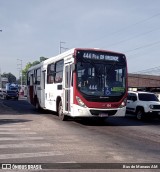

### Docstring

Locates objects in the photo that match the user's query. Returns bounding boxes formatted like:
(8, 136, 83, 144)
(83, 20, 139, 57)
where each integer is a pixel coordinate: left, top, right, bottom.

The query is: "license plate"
(99, 113, 108, 117)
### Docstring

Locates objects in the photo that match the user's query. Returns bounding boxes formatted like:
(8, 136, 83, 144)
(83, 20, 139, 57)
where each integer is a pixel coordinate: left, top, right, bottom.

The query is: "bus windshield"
(76, 50, 127, 102)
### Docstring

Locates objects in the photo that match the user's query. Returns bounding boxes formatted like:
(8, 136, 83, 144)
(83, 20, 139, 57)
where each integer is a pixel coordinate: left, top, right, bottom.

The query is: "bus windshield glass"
(76, 50, 127, 101)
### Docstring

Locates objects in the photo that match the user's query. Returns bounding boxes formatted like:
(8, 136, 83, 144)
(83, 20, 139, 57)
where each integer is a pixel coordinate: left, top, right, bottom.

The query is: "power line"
(106, 27, 160, 48)
(17, 59, 23, 87)
(86, 12, 160, 46)
(127, 41, 160, 59)
(102, 12, 160, 53)
(109, 12, 160, 36)
(125, 40, 160, 53)
(133, 66, 160, 75)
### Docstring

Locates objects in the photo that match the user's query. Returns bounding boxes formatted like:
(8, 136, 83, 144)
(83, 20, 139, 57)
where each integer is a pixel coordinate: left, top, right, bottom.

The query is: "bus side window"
(54, 60, 64, 83)
(27, 72, 30, 85)
(47, 63, 54, 84)
(28, 71, 34, 86)
(36, 68, 41, 85)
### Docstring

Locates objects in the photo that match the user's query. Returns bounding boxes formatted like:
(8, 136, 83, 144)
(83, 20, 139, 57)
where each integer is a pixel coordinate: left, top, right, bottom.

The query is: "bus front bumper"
(71, 104, 126, 117)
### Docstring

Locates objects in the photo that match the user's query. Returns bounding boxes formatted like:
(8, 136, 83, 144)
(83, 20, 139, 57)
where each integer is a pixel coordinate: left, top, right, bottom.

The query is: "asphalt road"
(0, 98, 160, 171)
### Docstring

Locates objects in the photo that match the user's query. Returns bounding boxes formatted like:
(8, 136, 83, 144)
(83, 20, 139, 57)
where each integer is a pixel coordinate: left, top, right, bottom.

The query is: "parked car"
(4, 87, 19, 100)
(126, 91, 160, 120)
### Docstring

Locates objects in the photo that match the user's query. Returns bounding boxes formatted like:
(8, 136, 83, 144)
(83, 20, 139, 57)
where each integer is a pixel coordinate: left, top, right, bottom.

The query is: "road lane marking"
(0, 131, 37, 134)
(0, 143, 53, 148)
(0, 128, 31, 131)
(0, 137, 44, 141)
(0, 151, 64, 159)
(0, 125, 26, 128)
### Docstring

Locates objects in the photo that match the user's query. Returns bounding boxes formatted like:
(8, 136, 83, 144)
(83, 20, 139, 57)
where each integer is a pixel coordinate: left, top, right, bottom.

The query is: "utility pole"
(0, 68, 2, 89)
(59, 41, 68, 54)
(17, 59, 22, 89)
(0, 31, 3, 88)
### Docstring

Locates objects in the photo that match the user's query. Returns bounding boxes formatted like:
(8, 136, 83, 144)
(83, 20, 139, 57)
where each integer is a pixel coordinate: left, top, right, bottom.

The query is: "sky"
(0, 0, 160, 78)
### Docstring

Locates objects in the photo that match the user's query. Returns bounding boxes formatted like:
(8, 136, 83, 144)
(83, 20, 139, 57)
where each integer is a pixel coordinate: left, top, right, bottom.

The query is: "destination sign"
(82, 52, 119, 62)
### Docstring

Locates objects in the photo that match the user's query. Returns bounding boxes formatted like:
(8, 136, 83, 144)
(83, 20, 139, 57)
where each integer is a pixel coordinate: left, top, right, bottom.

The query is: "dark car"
(4, 87, 19, 100)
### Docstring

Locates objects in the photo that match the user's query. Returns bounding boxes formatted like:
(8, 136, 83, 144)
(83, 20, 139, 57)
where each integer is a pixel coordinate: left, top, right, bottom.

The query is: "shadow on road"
(1, 99, 160, 127)
(74, 116, 160, 127)
(1, 99, 42, 115)
(0, 118, 32, 125)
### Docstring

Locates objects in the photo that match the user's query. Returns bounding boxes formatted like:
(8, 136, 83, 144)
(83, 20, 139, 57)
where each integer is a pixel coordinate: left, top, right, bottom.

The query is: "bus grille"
(90, 110, 117, 116)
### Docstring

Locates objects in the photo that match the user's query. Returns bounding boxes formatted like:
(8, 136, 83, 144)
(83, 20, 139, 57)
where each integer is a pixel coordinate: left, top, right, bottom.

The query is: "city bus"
(27, 48, 128, 120)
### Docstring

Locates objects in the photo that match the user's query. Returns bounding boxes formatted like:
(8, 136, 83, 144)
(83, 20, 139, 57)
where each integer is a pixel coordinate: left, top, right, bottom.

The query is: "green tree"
(20, 62, 32, 85)
(40, 56, 48, 62)
(32, 61, 40, 66)
(20, 57, 47, 85)
(21, 61, 38, 85)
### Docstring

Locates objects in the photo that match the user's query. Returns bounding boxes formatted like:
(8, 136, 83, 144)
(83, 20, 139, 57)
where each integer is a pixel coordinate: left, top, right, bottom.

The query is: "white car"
(126, 91, 160, 120)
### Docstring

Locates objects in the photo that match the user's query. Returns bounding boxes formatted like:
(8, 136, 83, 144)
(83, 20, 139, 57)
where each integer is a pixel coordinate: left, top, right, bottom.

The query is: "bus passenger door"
(41, 70, 46, 108)
(64, 64, 72, 114)
(28, 73, 34, 105)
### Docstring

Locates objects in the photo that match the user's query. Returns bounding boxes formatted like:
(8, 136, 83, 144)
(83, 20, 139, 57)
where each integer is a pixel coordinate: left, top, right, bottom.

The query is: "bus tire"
(58, 100, 67, 121)
(35, 99, 41, 111)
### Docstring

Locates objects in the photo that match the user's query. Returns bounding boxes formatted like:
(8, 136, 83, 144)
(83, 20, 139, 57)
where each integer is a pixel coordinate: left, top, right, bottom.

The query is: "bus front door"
(41, 70, 46, 108)
(64, 64, 72, 115)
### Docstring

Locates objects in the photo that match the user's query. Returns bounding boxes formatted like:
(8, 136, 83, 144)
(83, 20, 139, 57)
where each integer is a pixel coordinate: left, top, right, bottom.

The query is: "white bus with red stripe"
(27, 48, 128, 120)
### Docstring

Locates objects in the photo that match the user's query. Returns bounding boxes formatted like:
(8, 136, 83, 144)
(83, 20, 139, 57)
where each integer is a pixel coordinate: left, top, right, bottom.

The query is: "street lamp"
(0, 68, 2, 89)
(17, 59, 22, 89)
(0, 31, 3, 88)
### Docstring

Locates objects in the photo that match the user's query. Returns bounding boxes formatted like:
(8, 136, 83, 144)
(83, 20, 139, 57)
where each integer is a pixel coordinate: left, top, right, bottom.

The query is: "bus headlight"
(119, 98, 127, 108)
(76, 96, 87, 107)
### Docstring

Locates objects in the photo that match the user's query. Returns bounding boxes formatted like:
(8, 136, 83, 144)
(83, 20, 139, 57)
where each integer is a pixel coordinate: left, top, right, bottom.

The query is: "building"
(128, 73, 160, 91)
